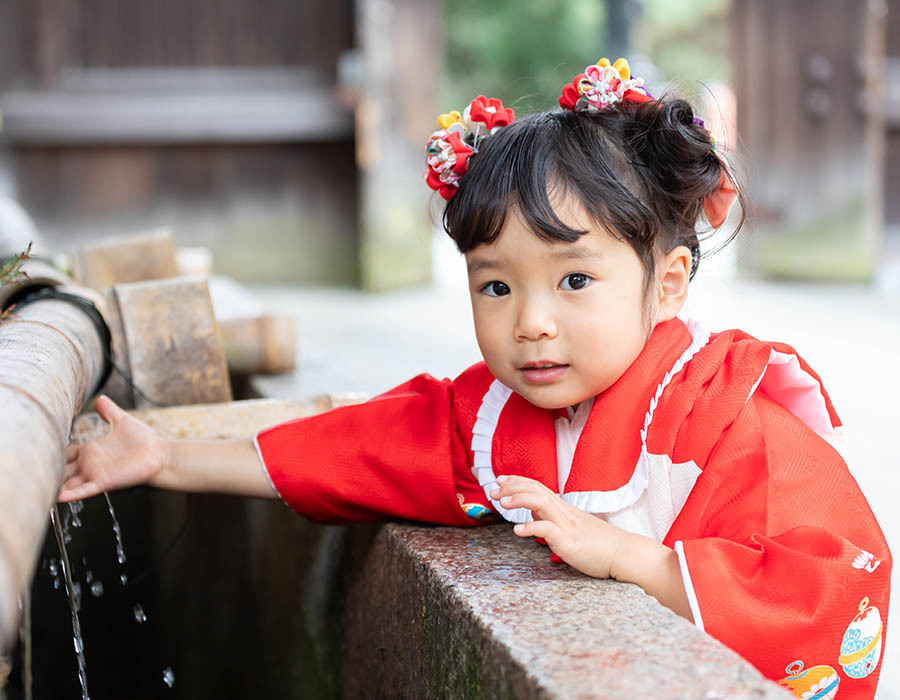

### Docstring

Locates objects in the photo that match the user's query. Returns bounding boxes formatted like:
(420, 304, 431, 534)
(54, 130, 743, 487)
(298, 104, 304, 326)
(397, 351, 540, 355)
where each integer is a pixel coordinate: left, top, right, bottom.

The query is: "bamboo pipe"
(0, 283, 107, 650)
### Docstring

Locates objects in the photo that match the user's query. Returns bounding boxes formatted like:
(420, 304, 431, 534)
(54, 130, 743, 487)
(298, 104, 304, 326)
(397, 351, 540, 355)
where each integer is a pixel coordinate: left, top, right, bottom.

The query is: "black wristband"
(7, 286, 114, 397)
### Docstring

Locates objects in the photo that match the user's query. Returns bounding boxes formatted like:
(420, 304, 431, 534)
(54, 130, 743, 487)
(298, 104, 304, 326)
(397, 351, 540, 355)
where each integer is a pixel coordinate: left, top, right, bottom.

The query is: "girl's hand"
(59, 395, 166, 502)
(489, 475, 626, 579)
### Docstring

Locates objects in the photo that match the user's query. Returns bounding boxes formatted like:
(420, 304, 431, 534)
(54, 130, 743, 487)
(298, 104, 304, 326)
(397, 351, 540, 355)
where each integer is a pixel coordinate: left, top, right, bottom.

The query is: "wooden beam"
(70, 395, 366, 444)
(71, 228, 179, 291)
(219, 314, 297, 375)
(0, 68, 353, 145)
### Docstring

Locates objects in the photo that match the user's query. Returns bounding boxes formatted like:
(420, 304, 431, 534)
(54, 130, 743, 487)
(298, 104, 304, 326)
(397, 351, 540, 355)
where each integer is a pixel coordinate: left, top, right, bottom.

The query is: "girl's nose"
(514, 298, 558, 341)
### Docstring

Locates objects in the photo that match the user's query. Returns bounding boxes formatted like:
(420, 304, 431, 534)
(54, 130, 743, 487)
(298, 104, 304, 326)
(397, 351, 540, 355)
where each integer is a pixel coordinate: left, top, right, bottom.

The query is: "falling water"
(50, 505, 90, 700)
(133, 605, 147, 624)
(68, 501, 84, 529)
(103, 494, 126, 565)
(17, 593, 32, 700)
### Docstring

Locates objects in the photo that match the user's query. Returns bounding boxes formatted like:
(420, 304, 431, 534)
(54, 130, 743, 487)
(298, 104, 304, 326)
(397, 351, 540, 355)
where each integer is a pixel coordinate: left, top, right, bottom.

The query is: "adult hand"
(59, 395, 166, 502)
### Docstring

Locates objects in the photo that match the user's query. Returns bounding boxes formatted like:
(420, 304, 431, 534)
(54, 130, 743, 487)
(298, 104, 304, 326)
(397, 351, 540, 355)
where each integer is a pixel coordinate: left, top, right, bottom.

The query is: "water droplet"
(69, 500, 84, 528)
(120, 573, 128, 586)
(85, 570, 93, 584)
(73, 636, 83, 654)
(64, 532, 72, 544)
(49, 559, 59, 576)
(116, 546, 126, 565)
(133, 605, 147, 623)
(162, 667, 175, 688)
(90, 581, 103, 597)
(53, 577, 61, 590)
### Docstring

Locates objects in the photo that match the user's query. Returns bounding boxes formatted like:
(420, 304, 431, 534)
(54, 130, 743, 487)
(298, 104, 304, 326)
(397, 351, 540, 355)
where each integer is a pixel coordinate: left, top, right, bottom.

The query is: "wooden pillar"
(355, 0, 442, 291)
(730, 0, 887, 280)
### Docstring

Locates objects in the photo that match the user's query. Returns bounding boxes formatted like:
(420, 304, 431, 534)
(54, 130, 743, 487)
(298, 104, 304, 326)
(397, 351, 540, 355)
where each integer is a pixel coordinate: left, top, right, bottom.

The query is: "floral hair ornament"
(558, 57, 653, 112)
(425, 95, 515, 200)
(703, 170, 738, 228)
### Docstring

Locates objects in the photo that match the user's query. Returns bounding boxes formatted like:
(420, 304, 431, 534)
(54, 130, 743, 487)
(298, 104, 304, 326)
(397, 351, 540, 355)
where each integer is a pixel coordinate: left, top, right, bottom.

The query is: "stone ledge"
(346, 522, 790, 699)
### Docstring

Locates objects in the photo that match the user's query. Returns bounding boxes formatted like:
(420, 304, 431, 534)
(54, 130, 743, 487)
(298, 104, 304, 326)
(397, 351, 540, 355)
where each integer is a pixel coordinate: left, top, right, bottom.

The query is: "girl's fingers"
(513, 519, 560, 542)
(94, 395, 126, 426)
(63, 460, 79, 481)
(490, 475, 553, 501)
(65, 443, 80, 463)
(496, 474, 550, 493)
(498, 489, 565, 521)
(58, 478, 100, 503)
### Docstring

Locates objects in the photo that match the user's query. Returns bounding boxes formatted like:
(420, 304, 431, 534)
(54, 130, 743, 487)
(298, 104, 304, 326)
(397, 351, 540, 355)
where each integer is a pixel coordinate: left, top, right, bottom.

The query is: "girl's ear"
(656, 245, 692, 322)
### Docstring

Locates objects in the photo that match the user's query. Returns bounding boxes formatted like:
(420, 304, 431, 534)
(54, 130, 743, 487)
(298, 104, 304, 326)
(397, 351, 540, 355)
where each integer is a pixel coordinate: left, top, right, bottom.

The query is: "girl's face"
(465, 198, 674, 410)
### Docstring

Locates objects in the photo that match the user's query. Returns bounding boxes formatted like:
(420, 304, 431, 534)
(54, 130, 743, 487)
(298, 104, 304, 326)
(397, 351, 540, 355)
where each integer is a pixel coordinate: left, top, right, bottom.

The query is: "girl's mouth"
(519, 362, 569, 384)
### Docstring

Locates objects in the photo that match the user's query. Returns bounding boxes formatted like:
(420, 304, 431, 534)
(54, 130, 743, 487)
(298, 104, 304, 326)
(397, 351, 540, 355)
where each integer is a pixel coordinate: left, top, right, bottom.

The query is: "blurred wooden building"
(731, 0, 900, 280)
(0, 0, 440, 289)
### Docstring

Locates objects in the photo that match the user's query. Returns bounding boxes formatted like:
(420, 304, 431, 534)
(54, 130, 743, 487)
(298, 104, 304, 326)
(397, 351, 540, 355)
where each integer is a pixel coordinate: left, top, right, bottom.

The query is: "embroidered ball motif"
(838, 597, 883, 679)
(457, 493, 493, 521)
(777, 660, 839, 700)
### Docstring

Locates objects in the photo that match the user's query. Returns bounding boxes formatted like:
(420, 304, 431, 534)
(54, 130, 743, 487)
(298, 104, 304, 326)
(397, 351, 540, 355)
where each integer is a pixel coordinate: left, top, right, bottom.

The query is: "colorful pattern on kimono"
(778, 660, 840, 699)
(254, 318, 891, 698)
(839, 597, 883, 679)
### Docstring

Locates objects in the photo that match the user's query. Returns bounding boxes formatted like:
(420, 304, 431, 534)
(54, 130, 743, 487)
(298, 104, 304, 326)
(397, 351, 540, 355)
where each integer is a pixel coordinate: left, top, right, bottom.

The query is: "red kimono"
(256, 318, 891, 698)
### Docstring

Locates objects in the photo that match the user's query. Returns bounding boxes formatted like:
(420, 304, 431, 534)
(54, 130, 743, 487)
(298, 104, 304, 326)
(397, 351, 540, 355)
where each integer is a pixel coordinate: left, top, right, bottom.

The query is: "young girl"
(61, 58, 890, 698)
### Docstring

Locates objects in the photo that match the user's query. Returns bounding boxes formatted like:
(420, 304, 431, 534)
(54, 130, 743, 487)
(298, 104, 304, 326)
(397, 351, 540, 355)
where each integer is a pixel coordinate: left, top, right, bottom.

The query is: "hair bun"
(628, 97, 722, 226)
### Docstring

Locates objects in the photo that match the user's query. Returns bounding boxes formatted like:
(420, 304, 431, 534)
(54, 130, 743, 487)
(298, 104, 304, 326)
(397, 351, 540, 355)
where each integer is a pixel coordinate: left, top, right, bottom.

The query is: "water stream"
(49, 505, 90, 700)
(7, 492, 181, 696)
(16, 593, 31, 700)
(103, 494, 126, 567)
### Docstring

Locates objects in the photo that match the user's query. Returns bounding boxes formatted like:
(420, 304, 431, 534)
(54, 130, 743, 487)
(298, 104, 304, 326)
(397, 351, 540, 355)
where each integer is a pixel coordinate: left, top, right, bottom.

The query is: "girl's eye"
(481, 281, 510, 297)
(560, 273, 592, 291)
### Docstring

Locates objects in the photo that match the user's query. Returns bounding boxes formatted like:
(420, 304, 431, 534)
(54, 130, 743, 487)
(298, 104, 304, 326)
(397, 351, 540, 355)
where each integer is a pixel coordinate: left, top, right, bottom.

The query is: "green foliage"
(443, 0, 605, 113)
(638, 0, 731, 103)
(443, 0, 732, 114)
(0, 242, 32, 287)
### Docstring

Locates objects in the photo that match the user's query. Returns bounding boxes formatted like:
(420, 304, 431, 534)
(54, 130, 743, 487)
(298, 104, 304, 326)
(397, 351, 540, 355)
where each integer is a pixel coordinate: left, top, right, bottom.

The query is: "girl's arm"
(608, 530, 693, 621)
(59, 395, 276, 502)
(154, 437, 276, 498)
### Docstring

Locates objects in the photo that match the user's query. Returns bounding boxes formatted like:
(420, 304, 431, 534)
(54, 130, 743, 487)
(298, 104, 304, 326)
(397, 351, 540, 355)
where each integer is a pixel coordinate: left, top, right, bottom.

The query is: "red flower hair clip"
(425, 95, 515, 200)
(559, 57, 653, 112)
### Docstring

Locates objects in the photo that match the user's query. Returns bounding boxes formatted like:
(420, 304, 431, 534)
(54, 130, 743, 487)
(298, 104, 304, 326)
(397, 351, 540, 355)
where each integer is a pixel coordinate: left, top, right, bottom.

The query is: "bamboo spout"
(0, 288, 107, 650)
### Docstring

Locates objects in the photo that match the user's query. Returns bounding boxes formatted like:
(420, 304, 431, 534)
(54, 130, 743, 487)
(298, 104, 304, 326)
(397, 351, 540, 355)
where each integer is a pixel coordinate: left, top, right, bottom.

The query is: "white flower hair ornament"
(424, 95, 515, 200)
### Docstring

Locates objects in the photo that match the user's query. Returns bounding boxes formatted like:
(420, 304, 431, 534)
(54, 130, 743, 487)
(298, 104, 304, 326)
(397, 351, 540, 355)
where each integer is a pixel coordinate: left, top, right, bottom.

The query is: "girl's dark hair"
(442, 95, 744, 285)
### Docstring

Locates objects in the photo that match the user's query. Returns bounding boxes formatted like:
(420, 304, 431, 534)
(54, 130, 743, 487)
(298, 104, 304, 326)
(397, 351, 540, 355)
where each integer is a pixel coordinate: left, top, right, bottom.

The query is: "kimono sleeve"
(254, 373, 483, 527)
(670, 391, 891, 697)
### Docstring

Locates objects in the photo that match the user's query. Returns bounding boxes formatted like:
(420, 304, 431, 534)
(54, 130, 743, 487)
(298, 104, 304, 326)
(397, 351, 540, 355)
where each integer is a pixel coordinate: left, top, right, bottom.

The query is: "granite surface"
(345, 522, 791, 699)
